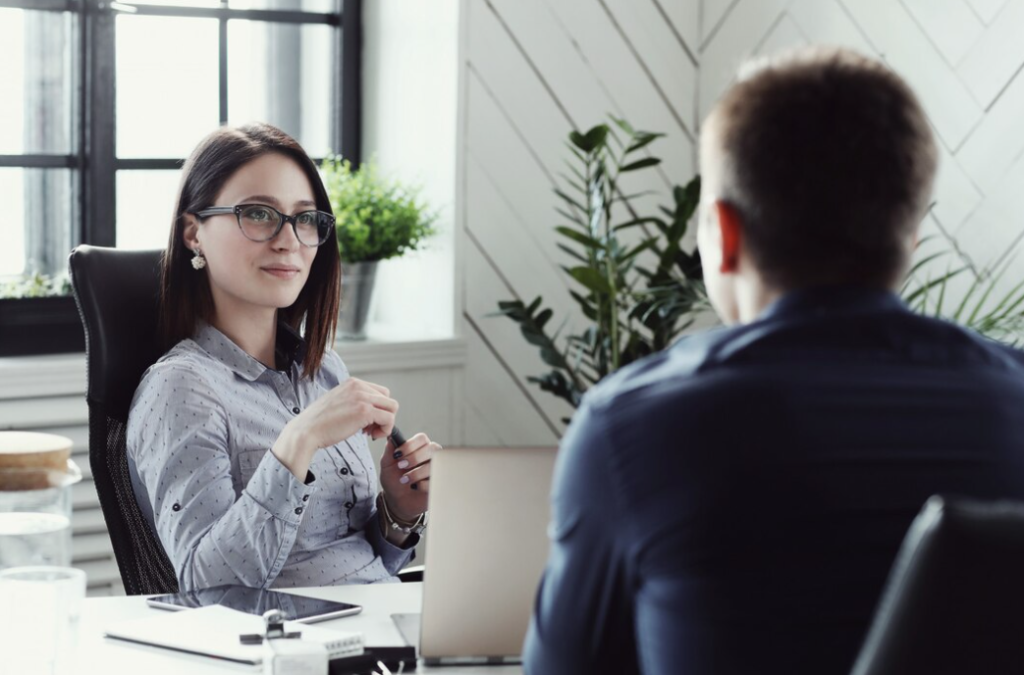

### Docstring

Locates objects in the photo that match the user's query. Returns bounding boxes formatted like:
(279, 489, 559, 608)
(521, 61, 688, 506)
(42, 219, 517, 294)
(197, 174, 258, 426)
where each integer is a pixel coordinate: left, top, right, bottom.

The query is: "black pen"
(389, 425, 407, 455)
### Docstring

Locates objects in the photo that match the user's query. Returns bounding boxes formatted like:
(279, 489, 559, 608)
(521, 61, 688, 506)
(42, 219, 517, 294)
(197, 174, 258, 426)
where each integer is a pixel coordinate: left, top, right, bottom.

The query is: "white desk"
(75, 582, 523, 674)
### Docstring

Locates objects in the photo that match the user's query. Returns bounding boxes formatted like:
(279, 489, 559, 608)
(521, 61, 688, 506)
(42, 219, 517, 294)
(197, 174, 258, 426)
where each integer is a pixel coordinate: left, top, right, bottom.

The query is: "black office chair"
(851, 495, 1024, 675)
(69, 245, 178, 596)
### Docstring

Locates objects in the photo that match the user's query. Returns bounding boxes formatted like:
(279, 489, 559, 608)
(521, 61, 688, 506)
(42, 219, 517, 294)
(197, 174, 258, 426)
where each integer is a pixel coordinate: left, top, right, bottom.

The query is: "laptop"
(393, 446, 557, 665)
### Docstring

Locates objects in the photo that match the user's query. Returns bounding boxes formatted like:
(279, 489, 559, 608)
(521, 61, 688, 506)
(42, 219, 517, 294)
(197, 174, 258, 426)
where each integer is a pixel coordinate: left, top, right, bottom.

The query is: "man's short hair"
(709, 47, 938, 290)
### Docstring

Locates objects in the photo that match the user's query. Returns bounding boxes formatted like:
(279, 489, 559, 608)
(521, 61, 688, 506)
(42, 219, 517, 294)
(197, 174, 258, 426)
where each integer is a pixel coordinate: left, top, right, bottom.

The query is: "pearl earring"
(191, 249, 207, 270)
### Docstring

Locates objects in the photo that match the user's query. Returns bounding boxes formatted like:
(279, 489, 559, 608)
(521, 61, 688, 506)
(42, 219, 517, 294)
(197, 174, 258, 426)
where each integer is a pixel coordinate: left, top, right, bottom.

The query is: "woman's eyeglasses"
(194, 204, 336, 247)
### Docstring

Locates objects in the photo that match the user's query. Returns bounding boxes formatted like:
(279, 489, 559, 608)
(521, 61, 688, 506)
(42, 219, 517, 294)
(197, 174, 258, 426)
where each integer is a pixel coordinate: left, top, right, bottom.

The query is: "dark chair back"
(69, 245, 178, 595)
(851, 496, 1024, 675)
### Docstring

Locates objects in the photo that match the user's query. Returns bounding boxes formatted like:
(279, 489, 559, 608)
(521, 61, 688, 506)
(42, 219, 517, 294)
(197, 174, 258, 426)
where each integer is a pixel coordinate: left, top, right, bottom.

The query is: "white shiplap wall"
(459, 0, 1024, 446)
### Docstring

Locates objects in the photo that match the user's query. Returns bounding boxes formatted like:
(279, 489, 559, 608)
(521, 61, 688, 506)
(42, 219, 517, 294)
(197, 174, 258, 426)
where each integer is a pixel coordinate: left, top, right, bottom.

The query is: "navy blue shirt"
(524, 287, 1024, 675)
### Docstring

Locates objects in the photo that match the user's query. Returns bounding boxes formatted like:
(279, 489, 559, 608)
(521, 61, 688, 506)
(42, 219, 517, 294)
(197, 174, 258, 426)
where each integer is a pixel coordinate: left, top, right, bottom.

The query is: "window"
(0, 0, 361, 354)
(0, 1, 76, 280)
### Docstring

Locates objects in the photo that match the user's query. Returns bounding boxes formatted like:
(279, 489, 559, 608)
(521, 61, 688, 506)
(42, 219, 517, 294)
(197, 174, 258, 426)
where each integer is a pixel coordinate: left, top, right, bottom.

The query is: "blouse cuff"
(243, 450, 318, 526)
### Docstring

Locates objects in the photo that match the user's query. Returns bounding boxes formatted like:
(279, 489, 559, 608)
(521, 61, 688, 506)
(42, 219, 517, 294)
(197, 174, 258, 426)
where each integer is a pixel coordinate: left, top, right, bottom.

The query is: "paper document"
(104, 604, 363, 665)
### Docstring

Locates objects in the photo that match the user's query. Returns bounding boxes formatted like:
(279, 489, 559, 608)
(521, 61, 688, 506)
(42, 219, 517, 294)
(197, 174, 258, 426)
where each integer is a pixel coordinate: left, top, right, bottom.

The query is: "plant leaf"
(556, 226, 604, 250)
(620, 157, 661, 172)
(569, 266, 614, 295)
(625, 132, 664, 154)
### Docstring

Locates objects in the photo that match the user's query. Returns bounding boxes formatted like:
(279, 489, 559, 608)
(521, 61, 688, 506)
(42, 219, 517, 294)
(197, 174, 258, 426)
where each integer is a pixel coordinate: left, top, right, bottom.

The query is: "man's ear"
(713, 200, 743, 274)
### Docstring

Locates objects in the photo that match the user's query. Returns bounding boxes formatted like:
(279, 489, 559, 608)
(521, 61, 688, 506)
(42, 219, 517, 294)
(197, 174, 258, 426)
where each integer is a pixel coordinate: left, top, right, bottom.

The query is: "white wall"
(360, 0, 460, 342)
(459, 0, 1024, 447)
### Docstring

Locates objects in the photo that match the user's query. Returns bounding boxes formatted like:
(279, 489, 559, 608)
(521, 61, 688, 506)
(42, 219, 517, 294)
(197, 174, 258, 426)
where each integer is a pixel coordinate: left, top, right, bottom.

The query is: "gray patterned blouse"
(126, 321, 412, 591)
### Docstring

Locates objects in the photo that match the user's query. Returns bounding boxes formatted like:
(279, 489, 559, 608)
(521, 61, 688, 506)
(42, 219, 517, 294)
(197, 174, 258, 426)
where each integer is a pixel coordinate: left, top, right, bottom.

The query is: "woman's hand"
(380, 432, 436, 521)
(274, 378, 398, 479)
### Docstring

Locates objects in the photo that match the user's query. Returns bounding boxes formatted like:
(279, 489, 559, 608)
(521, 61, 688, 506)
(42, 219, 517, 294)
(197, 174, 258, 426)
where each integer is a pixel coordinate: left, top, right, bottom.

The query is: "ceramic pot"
(338, 261, 379, 339)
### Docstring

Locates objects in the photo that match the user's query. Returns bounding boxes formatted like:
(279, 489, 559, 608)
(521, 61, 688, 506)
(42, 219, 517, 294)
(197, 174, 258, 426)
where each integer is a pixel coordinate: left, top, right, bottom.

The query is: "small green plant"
(495, 119, 707, 417)
(0, 272, 72, 299)
(903, 237, 1024, 347)
(321, 156, 437, 263)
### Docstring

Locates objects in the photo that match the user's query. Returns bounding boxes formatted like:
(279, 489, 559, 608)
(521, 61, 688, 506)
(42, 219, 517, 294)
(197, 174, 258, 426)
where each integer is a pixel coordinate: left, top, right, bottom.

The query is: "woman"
(126, 123, 433, 591)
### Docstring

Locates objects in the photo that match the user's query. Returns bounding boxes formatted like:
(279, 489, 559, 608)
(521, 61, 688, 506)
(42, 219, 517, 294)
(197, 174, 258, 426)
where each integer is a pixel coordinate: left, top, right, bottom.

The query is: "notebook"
(104, 604, 363, 665)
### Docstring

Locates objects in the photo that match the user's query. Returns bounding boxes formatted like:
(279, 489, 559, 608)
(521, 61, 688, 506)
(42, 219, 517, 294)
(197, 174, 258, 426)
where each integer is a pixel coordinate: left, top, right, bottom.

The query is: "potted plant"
(496, 119, 708, 422)
(0, 272, 85, 356)
(321, 156, 437, 339)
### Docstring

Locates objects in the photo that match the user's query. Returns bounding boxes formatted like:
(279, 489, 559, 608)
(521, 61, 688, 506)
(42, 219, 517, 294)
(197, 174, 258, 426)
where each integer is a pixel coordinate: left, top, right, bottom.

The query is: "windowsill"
(0, 335, 466, 401)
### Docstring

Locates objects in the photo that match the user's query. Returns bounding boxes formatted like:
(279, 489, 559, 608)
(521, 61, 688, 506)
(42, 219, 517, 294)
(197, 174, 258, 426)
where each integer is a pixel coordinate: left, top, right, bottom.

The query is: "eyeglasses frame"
(193, 204, 336, 248)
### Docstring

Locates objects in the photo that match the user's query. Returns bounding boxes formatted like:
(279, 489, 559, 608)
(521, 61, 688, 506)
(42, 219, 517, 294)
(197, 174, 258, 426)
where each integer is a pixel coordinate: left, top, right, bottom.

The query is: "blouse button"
(344, 501, 353, 509)
(339, 467, 350, 476)
(302, 494, 309, 502)
(292, 406, 300, 414)
(294, 506, 304, 515)
(171, 503, 181, 512)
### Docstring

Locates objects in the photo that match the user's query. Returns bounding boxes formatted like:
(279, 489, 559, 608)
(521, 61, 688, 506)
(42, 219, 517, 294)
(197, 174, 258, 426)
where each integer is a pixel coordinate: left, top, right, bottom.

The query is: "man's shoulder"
(582, 325, 750, 429)
(581, 308, 1024, 439)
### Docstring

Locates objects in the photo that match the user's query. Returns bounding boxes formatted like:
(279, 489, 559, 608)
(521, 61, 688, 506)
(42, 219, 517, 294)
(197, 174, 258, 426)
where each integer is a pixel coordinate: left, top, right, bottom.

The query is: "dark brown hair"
(709, 47, 938, 290)
(159, 123, 340, 378)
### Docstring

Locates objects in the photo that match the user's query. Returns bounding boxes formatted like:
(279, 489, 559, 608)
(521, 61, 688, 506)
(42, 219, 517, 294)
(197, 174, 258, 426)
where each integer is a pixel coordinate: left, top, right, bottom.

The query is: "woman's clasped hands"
(282, 377, 434, 522)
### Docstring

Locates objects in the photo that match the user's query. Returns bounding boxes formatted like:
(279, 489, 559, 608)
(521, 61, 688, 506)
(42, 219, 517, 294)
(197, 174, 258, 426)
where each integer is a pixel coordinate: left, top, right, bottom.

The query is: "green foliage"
(902, 236, 1024, 347)
(0, 272, 72, 299)
(495, 119, 707, 416)
(321, 156, 437, 263)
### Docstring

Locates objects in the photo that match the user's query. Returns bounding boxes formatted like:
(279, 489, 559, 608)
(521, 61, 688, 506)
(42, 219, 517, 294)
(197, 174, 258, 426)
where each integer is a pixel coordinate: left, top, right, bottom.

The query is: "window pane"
(227, 20, 332, 157)
(0, 168, 75, 280)
(127, 1, 222, 6)
(116, 170, 184, 250)
(116, 16, 219, 159)
(127, 0, 337, 8)
(0, 9, 75, 155)
(229, 0, 337, 11)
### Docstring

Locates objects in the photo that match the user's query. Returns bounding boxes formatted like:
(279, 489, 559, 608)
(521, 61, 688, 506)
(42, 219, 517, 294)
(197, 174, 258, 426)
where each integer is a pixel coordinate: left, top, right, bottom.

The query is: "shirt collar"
(756, 285, 907, 324)
(193, 320, 307, 381)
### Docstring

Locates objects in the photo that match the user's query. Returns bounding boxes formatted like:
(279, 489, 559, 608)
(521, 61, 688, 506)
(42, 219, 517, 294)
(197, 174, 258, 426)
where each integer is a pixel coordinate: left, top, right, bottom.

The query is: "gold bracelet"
(378, 492, 427, 535)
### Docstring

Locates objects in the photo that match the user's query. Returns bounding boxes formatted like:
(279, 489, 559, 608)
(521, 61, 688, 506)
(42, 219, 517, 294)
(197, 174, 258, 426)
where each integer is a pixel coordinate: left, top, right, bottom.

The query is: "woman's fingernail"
(397, 460, 409, 469)
(392, 450, 403, 460)
(411, 483, 419, 491)
(399, 475, 410, 484)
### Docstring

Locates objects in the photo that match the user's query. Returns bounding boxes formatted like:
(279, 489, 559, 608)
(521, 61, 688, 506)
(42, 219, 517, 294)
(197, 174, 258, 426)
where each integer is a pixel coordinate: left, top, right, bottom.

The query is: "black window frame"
(0, 0, 362, 357)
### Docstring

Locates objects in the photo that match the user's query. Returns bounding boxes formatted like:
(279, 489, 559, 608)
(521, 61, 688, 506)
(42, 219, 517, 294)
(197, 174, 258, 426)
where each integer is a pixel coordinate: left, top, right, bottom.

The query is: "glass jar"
(0, 433, 82, 570)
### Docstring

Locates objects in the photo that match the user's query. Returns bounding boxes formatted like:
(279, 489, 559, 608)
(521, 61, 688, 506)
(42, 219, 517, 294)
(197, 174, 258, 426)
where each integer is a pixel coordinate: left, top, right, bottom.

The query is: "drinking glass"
(0, 566, 87, 675)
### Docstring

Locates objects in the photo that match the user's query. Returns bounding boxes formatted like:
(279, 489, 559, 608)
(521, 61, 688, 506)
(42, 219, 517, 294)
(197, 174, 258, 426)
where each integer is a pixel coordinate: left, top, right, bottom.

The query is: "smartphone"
(146, 584, 362, 623)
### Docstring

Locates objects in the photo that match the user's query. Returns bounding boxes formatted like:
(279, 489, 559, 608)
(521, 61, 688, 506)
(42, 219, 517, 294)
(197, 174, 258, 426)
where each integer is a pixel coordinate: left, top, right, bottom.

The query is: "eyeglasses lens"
(238, 205, 333, 246)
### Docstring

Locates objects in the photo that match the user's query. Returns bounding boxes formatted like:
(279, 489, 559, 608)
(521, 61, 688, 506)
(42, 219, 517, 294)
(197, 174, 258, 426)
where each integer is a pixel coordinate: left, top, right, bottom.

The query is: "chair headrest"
(69, 245, 164, 423)
(852, 495, 1024, 675)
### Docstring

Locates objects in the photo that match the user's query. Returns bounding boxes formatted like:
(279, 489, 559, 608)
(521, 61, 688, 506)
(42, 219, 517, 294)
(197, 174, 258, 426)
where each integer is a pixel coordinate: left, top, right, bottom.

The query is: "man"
(523, 47, 1024, 674)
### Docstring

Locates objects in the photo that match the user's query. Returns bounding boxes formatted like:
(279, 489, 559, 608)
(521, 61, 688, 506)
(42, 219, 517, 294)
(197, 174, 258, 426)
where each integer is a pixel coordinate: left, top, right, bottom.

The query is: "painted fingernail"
(399, 475, 410, 484)
(411, 483, 419, 491)
(397, 460, 409, 469)
(392, 450, 403, 460)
